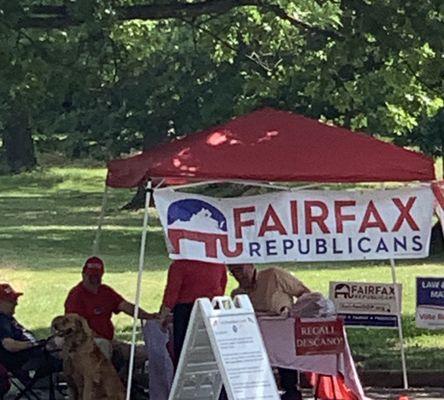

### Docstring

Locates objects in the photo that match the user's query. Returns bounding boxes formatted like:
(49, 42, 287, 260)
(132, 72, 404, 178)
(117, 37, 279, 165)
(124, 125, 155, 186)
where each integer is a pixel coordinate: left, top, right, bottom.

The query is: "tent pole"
(162, 179, 229, 190)
(125, 180, 152, 400)
(163, 179, 322, 192)
(92, 185, 109, 255)
(389, 258, 408, 389)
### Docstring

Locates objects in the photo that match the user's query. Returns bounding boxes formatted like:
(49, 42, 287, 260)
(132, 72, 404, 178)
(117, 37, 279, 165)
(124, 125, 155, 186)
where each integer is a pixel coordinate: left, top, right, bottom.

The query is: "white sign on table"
(169, 295, 279, 400)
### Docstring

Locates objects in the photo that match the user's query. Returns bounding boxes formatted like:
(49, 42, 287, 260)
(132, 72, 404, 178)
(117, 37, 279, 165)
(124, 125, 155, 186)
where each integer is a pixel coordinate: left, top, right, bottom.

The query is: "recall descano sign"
(295, 318, 345, 356)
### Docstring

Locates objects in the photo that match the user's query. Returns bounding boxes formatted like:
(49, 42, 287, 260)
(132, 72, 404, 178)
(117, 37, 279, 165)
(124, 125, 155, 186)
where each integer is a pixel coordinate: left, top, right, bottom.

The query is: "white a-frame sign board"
(168, 295, 280, 400)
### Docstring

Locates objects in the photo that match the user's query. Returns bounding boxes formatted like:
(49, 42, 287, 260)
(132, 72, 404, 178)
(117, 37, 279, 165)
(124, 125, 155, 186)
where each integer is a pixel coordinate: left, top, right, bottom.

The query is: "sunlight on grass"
(435, 157, 442, 180)
(1, 166, 444, 370)
(1, 225, 163, 232)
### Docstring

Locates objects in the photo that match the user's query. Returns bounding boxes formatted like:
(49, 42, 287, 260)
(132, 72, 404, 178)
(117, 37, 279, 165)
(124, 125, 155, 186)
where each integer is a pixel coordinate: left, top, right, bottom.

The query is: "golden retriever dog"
(51, 314, 125, 400)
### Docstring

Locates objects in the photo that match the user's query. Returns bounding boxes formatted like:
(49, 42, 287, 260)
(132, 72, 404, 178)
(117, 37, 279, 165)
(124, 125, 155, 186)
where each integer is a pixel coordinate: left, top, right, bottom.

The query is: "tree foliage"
(0, 0, 442, 172)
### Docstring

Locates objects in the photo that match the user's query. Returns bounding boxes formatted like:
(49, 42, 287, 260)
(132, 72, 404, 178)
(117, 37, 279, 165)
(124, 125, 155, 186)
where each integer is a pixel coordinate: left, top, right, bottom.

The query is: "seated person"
(228, 264, 311, 400)
(64, 257, 156, 376)
(0, 283, 61, 379)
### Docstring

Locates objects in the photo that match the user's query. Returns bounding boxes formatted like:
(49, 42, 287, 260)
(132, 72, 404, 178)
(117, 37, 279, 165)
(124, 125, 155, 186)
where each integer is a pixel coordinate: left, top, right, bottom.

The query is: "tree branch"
(18, 0, 341, 40)
(399, 57, 441, 96)
(258, 3, 342, 39)
(182, 18, 273, 75)
(19, 1, 258, 28)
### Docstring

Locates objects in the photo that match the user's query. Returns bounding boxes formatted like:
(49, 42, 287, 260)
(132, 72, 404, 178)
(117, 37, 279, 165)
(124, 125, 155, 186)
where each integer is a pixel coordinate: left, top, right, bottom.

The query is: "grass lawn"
(0, 166, 443, 370)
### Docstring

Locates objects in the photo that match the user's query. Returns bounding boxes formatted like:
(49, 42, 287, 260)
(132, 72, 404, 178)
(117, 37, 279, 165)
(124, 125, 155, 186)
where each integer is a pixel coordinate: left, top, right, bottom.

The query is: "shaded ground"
(303, 388, 444, 399)
(6, 387, 444, 399)
(364, 388, 444, 400)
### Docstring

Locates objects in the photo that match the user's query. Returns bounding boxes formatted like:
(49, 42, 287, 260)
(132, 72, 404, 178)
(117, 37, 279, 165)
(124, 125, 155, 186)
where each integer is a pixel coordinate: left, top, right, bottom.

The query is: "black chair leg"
(13, 375, 41, 400)
(48, 373, 55, 400)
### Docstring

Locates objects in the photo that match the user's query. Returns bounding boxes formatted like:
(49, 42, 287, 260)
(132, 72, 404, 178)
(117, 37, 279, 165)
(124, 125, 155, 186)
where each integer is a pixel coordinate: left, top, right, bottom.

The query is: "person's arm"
(1, 338, 35, 353)
(117, 300, 157, 320)
(0, 318, 37, 353)
(277, 268, 311, 298)
(276, 269, 310, 318)
(161, 261, 184, 311)
(158, 262, 184, 328)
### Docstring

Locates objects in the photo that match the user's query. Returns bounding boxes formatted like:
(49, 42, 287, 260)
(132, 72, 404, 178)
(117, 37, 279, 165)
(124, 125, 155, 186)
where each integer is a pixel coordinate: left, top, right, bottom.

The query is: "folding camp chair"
(0, 363, 11, 400)
(3, 340, 63, 400)
(8, 370, 44, 400)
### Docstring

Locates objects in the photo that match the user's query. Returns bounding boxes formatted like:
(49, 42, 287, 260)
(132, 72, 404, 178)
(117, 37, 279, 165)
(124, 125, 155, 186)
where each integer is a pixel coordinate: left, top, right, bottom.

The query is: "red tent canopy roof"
(106, 108, 435, 188)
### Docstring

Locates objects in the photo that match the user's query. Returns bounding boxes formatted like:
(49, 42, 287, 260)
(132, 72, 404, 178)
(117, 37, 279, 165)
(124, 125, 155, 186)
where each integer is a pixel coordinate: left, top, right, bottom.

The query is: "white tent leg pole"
(126, 181, 152, 400)
(390, 258, 408, 389)
(92, 185, 109, 255)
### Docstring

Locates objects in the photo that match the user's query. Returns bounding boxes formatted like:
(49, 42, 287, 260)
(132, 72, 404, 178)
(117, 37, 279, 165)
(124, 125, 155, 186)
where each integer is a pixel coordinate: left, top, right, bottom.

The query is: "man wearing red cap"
(65, 256, 156, 341)
(0, 283, 61, 374)
(65, 257, 156, 376)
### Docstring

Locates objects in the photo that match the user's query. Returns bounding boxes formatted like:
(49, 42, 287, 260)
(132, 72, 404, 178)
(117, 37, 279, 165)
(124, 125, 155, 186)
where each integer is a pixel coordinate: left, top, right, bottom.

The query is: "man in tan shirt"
(230, 264, 310, 314)
(228, 264, 310, 400)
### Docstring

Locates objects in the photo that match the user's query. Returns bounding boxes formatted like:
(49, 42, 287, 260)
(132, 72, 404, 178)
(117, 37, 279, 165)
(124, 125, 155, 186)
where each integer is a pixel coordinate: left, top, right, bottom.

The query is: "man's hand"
(141, 311, 159, 320)
(160, 314, 173, 331)
(158, 305, 172, 331)
(280, 306, 291, 318)
(34, 338, 48, 348)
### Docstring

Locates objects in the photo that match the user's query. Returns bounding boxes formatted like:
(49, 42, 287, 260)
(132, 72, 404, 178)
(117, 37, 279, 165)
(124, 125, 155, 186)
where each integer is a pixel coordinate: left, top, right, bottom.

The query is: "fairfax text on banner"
(329, 281, 402, 328)
(416, 277, 444, 329)
(154, 187, 434, 263)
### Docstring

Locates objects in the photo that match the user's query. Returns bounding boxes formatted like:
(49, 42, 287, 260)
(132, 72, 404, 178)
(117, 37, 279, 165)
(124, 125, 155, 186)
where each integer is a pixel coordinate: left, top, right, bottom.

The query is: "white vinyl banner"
(154, 186, 434, 263)
(432, 182, 444, 237)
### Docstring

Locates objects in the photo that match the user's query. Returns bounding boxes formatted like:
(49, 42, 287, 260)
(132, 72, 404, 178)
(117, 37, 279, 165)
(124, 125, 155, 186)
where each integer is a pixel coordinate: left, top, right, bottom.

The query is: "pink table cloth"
(258, 316, 370, 400)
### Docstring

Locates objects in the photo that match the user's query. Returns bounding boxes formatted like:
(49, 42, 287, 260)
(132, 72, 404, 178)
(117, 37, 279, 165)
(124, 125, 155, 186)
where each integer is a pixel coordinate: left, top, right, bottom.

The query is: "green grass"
(1, 166, 443, 370)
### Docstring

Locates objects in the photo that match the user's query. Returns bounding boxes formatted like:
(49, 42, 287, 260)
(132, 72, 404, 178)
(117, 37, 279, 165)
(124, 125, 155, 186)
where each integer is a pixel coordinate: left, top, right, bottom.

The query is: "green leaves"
(0, 0, 442, 168)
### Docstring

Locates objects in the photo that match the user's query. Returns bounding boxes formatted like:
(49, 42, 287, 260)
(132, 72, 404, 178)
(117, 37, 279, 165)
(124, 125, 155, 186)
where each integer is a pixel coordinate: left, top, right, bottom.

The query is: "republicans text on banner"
(154, 187, 434, 263)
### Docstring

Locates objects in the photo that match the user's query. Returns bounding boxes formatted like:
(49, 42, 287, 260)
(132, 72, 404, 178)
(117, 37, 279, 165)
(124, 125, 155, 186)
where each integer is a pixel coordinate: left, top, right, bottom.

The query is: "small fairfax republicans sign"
(329, 281, 402, 328)
(154, 186, 434, 263)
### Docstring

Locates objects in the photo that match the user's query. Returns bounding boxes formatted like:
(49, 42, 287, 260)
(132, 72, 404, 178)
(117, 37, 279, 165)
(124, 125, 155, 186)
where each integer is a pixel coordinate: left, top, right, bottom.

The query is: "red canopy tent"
(104, 108, 436, 399)
(106, 107, 435, 188)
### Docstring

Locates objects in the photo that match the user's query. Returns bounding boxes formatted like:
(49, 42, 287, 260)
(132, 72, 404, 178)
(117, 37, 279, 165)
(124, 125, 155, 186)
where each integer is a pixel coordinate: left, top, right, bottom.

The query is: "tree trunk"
(2, 109, 36, 173)
(122, 126, 167, 210)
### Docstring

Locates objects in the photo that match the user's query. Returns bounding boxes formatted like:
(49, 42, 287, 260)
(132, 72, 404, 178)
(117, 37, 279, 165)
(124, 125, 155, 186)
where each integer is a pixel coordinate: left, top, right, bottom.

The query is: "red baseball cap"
(0, 283, 23, 302)
(82, 256, 105, 276)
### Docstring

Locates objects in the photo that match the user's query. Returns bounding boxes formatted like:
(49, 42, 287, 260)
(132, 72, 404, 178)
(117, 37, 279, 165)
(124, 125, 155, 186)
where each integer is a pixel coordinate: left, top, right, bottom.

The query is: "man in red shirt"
(65, 256, 155, 341)
(159, 259, 227, 364)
